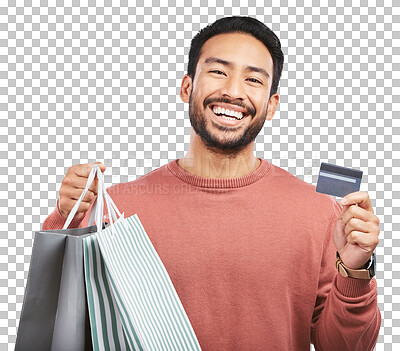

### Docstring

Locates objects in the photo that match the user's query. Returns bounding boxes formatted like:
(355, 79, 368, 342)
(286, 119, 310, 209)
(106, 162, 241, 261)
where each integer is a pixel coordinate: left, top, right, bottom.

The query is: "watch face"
(369, 252, 376, 278)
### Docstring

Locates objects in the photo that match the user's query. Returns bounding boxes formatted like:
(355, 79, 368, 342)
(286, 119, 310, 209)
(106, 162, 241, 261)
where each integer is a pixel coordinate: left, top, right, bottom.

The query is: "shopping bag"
(81, 164, 202, 351)
(84, 234, 132, 350)
(16, 163, 109, 351)
(15, 224, 97, 351)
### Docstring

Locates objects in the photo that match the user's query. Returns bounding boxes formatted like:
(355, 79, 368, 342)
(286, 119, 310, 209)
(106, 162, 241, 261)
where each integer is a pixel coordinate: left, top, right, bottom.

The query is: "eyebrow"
(203, 56, 270, 80)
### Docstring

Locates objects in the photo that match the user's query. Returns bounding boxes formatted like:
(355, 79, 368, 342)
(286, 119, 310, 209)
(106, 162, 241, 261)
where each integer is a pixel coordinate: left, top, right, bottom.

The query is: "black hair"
(187, 16, 284, 98)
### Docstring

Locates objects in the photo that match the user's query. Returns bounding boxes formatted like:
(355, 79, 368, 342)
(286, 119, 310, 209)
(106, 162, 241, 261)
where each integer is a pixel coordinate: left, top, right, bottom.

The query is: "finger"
(341, 204, 378, 226)
(69, 162, 106, 178)
(71, 202, 93, 220)
(70, 163, 95, 178)
(93, 161, 106, 173)
(63, 174, 98, 196)
(344, 217, 376, 236)
(80, 163, 105, 194)
(88, 177, 99, 196)
(337, 203, 348, 219)
(69, 188, 96, 203)
(59, 195, 93, 218)
(347, 230, 380, 249)
(340, 191, 373, 212)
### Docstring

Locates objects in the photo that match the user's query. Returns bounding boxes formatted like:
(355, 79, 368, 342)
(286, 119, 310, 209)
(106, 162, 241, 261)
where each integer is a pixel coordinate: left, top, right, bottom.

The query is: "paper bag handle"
(63, 164, 122, 231)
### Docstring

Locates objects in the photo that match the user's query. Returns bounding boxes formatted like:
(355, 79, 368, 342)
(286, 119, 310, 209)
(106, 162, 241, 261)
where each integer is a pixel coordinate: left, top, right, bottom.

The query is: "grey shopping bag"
(15, 224, 99, 351)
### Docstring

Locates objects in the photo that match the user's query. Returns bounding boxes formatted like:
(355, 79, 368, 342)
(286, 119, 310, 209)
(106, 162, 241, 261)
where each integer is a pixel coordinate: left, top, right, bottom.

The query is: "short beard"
(188, 94, 268, 157)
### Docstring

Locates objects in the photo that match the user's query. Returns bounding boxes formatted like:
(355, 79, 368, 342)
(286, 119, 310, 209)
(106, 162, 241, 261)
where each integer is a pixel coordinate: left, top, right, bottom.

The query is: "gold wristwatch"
(335, 251, 376, 279)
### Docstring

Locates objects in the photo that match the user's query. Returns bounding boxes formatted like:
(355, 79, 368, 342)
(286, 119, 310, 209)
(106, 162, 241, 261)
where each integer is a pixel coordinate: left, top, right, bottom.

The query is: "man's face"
(182, 32, 278, 154)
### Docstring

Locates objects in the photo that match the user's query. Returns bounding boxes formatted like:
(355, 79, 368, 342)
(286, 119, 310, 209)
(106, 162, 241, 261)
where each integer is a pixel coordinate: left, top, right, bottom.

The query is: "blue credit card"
(316, 162, 363, 198)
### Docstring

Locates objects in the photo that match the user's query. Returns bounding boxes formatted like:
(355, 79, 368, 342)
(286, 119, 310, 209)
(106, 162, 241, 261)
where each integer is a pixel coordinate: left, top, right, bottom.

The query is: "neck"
(177, 129, 261, 179)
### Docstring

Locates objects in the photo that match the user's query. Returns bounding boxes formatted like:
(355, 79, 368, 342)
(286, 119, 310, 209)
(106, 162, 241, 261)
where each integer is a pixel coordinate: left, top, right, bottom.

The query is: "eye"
(209, 70, 225, 75)
(248, 78, 263, 84)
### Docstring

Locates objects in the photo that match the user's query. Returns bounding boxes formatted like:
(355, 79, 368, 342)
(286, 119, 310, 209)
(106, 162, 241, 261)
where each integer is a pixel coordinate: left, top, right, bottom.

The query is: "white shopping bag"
(64, 164, 202, 351)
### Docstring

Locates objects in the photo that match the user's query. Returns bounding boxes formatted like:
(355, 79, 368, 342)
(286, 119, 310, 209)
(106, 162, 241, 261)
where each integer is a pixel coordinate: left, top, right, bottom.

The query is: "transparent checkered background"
(0, 0, 398, 349)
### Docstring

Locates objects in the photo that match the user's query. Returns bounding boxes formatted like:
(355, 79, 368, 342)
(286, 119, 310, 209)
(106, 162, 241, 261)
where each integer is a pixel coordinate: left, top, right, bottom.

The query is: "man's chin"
(189, 111, 253, 153)
(199, 131, 251, 153)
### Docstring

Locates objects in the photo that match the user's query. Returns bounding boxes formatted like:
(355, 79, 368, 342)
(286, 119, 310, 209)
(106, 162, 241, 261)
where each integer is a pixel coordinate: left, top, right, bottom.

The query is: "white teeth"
(220, 115, 237, 121)
(212, 106, 245, 120)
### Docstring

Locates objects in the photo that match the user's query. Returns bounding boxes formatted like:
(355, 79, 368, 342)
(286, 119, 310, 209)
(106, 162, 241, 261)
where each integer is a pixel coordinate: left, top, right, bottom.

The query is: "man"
(43, 16, 381, 350)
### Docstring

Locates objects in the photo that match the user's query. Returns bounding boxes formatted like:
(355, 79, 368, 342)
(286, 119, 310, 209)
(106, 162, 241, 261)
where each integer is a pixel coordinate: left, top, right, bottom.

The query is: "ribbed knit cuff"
(41, 199, 84, 230)
(335, 272, 376, 298)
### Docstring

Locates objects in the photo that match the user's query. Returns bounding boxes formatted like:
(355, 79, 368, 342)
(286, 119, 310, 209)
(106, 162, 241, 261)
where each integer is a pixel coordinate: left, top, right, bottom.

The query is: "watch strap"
(335, 252, 373, 279)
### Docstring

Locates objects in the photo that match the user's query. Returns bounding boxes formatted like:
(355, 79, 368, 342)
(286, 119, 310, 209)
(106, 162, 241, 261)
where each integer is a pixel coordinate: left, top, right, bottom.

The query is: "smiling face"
(180, 32, 279, 154)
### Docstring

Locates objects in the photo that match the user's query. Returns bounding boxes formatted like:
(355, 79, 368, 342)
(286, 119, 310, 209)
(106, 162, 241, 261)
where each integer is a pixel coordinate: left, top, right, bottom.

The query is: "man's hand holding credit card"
(316, 162, 380, 276)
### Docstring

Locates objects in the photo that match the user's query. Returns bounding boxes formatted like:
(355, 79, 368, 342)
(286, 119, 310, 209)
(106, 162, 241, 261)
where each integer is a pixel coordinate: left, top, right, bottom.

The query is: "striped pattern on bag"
(84, 214, 202, 351)
(83, 235, 134, 350)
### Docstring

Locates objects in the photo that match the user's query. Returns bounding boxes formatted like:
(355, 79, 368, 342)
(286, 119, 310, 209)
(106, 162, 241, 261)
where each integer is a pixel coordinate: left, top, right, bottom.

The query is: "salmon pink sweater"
(42, 158, 381, 350)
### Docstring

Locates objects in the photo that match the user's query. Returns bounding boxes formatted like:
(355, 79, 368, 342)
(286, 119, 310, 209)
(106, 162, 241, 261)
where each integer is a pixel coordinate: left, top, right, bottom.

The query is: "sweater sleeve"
(41, 198, 92, 230)
(310, 200, 381, 350)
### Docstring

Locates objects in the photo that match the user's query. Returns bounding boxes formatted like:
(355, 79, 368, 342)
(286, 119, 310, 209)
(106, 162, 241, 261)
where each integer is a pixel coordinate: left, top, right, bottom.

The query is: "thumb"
(93, 161, 106, 173)
(337, 203, 349, 220)
(332, 214, 347, 251)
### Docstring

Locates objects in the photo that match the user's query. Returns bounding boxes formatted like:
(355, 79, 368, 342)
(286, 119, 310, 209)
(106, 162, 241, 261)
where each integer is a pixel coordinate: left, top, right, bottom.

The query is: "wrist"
(335, 251, 376, 280)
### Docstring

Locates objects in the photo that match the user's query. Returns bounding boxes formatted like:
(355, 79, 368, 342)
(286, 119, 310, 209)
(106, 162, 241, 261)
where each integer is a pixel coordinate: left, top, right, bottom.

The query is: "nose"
(220, 75, 246, 101)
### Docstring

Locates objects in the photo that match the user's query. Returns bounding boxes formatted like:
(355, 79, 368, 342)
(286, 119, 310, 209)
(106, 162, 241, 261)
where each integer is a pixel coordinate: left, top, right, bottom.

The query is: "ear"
(180, 74, 193, 103)
(265, 93, 280, 121)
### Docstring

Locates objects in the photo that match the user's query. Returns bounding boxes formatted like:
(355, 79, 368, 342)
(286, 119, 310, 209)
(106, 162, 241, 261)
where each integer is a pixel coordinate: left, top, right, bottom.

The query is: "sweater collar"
(167, 158, 270, 189)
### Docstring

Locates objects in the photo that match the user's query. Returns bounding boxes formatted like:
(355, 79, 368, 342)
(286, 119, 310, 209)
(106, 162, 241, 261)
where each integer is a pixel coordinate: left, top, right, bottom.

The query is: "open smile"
(208, 104, 251, 126)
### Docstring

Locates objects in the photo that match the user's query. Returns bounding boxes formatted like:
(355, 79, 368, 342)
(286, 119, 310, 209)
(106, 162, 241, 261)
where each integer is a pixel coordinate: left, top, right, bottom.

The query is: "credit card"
(316, 162, 363, 198)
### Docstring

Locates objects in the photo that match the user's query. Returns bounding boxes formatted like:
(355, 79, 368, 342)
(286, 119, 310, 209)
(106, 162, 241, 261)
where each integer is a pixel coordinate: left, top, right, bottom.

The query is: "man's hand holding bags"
(58, 162, 106, 220)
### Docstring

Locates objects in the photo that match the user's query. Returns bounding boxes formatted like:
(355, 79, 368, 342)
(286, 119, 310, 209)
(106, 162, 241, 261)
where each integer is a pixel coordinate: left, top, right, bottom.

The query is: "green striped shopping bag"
(64, 164, 202, 351)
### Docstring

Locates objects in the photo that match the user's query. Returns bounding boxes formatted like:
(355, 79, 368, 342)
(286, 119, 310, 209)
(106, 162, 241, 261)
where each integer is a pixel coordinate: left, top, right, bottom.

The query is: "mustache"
(203, 97, 256, 117)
